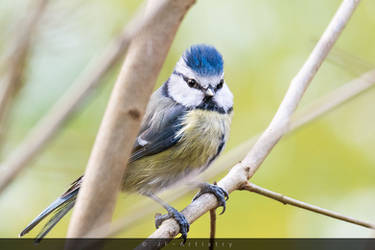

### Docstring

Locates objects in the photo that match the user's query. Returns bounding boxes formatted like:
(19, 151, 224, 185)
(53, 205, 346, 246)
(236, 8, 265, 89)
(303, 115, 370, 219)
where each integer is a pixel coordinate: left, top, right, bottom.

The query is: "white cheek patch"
(168, 74, 204, 107)
(214, 83, 233, 112)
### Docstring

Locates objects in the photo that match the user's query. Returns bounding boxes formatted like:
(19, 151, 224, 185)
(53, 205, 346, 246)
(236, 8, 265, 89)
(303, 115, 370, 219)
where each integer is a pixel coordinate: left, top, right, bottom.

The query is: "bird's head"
(166, 44, 233, 113)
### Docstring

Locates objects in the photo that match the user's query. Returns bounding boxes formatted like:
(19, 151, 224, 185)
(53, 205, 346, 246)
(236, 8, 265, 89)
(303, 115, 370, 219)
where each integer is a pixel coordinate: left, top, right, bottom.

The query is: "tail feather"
(20, 176, 82, 239)
(35, 197, 76, 243)
(19, 190, 78, 237)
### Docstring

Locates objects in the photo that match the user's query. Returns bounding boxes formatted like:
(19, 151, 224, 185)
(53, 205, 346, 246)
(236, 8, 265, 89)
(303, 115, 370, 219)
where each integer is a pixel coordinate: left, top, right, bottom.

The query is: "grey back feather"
(131, 86, 186, 162)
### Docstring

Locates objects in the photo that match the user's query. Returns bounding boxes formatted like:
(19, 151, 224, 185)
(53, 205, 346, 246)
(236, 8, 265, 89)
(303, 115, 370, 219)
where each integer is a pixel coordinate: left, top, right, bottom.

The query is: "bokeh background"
(1, 0, 375, 238)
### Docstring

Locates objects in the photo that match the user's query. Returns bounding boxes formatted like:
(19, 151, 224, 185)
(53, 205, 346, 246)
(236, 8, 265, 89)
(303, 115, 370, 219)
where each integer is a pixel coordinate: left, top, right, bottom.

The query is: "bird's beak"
(205, 87, 214, 97)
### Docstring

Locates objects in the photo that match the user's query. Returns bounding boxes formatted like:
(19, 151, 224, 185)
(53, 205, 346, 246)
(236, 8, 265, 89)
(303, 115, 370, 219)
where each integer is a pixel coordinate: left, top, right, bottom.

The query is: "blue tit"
(20, 44, 233, 242)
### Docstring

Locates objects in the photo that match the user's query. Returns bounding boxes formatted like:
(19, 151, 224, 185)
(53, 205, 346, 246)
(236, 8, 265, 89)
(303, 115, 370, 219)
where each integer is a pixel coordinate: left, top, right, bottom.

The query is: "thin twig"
(0, 0, 176, 194)
(66, 0, 196, 239)
(209, 209, 216, 250)
(145, 0, 360, 242)
(0, 0, 48, 150)
(242, 182, 375, 229)
(290, 69, 375, 130)
(209, 182, 217, 250)
(327, 46, 373, 76)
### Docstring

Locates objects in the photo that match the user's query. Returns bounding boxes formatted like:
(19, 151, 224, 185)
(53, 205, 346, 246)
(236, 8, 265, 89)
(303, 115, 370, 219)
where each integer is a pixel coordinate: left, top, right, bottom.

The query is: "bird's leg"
(146, 192, 189, 242)
(192, 182, 229, 214)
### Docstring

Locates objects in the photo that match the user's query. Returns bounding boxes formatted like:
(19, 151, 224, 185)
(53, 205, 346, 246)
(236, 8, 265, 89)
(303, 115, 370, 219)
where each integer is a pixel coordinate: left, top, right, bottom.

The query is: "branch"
(146, 0, 360, 241)
(66, 0, 195, 238)
(0, 0, 177, 194)
(242, 182, 375, 230)
(97, 67, 375, 239)
(0, 0, 47, 149)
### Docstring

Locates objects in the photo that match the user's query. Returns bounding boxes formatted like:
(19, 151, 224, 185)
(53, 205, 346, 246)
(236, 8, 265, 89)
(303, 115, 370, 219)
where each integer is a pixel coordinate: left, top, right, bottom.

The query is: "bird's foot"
(155, 207, 189, 243)
(193, 182, 229, 214)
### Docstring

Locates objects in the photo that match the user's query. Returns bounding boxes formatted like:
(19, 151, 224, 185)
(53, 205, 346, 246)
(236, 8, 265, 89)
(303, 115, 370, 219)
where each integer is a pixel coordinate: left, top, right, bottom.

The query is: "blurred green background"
(1, 0, 375, 239)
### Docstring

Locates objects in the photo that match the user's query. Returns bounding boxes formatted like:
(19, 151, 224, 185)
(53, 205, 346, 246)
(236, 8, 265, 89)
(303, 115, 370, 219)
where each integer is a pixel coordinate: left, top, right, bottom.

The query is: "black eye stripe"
(173, 70, 203, 90)
(173, 70, 223, 92)
(215, 79, 224, 90)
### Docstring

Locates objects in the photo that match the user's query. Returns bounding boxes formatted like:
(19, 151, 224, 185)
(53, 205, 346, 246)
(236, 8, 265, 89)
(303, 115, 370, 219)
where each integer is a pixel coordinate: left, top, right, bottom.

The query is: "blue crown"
(183, 44, 223, 76)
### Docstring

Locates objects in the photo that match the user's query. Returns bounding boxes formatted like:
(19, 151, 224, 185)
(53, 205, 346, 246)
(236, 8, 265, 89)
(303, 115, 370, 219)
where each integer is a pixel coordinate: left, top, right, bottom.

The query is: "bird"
(19, 44, 233, 242)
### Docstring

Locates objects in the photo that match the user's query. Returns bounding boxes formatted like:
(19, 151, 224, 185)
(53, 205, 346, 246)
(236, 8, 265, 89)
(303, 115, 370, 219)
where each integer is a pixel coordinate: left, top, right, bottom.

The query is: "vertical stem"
(66, 0, 195, 238)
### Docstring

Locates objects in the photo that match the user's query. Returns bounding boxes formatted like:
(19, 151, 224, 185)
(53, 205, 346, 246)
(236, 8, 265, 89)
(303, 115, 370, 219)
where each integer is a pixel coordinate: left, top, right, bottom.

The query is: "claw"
(155, 213, 169, 229)
(167, 207, 189, 243)
(154, 207, 189, 243)
(193, 182, 229, 215)
(224, 189, 229, 201)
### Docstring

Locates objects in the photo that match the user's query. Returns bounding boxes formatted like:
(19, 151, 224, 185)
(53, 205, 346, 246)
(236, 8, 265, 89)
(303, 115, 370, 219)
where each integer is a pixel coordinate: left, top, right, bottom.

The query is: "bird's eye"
(187, 79, 199, 89)
(216, 79, 224, 90)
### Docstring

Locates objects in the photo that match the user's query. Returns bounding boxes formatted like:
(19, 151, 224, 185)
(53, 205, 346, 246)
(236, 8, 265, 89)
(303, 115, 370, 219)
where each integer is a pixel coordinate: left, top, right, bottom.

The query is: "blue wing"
(129, 96, 187, 163)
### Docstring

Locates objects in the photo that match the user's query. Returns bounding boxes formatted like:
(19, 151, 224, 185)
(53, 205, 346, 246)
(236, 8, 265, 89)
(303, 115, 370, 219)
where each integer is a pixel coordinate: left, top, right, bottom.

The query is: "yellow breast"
(174, 109, 232, 168)
(123, 109, 232, 194)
